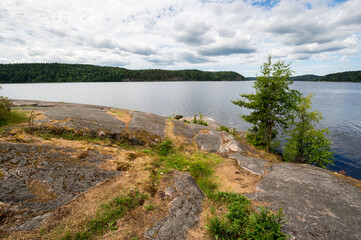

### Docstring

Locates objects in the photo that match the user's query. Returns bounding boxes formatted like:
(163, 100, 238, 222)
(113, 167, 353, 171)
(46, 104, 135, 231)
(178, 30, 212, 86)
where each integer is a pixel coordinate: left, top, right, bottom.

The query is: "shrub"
(207, 192, 288, 239)
(0, 87, 26, 127)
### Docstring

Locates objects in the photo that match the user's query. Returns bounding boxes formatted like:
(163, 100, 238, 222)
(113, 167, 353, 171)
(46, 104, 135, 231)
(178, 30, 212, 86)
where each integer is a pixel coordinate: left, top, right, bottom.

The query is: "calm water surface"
(1, 81, 361, 179)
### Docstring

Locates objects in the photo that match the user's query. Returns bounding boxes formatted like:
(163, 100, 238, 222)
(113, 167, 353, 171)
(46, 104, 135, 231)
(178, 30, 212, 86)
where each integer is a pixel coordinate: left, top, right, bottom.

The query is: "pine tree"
(232, 56, 300, 152)
(283, 94, 334, 168)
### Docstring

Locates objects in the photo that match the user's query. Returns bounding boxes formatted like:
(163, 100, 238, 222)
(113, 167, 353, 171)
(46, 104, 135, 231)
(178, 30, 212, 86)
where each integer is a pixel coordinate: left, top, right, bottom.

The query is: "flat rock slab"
(229, 153, 267, 176)
(39, 107, 127, 133)
(11, 100, 108, 109)
(194, 132, 222, 153)
(172, 120, 196, 143)
(247, 163, 361, 239)
(144, 172, 204, 240)
(0, 142, 119, 231)
(128, 111, 166, 139)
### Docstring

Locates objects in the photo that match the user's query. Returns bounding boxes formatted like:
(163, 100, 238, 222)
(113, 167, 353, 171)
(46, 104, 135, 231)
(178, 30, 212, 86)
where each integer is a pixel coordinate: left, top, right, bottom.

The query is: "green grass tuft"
(63, 191, 147, 240)
(0, 109, 27, 127)
(207, 192, 289, 239)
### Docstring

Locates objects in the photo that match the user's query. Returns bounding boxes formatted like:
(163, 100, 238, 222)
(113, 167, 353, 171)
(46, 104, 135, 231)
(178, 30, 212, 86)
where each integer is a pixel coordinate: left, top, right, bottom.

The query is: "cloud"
(0, 0, 360, 75)
(175, 21, 214, 46)
(199, 41, 256, 56)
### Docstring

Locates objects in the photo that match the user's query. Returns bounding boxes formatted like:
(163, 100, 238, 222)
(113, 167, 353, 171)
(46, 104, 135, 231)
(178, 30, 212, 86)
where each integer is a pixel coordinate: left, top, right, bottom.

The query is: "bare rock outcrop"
(144, 172, 204, 240)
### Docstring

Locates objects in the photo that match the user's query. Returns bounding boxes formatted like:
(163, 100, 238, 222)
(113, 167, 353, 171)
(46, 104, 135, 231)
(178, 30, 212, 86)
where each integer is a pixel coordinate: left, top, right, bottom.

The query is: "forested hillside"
(316, 71, 361, 82)
(0, 63, 245, 83)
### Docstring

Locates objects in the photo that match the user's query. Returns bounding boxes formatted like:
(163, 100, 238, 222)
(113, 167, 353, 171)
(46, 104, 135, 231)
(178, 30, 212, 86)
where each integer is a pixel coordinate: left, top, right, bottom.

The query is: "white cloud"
(0, 0, 360, 75)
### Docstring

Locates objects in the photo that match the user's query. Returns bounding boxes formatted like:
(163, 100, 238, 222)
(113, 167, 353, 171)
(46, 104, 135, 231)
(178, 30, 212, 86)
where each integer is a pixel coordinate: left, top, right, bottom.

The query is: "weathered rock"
(144, 172, 204, 240)
(247, 163, 361, 239)
(0, 142, 119, 231)
(194, 132, 222, 152)
(39, 106, 127, 134)
(225, 140, 243, 152)
(230, 153, 267, 176)
(172, 120, 196, 143)
(128, 111, 166, 139)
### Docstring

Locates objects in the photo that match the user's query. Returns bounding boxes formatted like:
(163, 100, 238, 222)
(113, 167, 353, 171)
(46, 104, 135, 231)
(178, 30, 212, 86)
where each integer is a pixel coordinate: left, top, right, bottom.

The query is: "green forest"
(0, 63, 245, 83)
(315, 71, 361, 82)
(247, 71, 361, 82)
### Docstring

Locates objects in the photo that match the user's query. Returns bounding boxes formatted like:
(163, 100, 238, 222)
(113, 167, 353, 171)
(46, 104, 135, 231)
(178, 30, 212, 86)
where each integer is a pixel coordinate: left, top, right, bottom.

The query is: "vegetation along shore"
(0, 63, 360, 83)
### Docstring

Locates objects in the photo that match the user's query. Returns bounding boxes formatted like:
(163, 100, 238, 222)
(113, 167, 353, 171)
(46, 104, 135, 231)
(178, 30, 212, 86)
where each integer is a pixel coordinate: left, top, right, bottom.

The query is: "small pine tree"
(283, 94, 334, 168)
(232, 56, 301, 152)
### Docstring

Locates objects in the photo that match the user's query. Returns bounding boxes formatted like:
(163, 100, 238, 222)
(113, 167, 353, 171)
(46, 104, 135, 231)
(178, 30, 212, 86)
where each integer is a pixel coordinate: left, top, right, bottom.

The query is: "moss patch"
(27, 180, 57, 203)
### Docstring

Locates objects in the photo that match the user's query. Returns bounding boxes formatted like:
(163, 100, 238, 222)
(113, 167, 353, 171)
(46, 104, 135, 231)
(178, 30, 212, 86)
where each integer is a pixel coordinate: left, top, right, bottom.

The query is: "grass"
(218, 125, 237, 135)
(144, 203, 155, 211)
(153, 139, 222, 195)
(0, 109, 27, 127)
(62, 191, 148, 239)
(207, 192, 289, 240)
(193, 113, 208, 126)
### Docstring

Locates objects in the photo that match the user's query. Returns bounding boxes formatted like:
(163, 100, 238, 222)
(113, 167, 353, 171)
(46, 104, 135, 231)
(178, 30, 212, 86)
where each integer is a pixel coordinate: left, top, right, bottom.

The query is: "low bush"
(0, 87, 26, 127)
(207, 192, 288, 239)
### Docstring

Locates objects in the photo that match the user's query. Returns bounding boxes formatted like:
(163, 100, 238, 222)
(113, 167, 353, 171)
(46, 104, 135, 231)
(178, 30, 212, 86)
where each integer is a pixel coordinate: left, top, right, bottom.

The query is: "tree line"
(315, 71, 361, 82)
(0, 63, 245, 83)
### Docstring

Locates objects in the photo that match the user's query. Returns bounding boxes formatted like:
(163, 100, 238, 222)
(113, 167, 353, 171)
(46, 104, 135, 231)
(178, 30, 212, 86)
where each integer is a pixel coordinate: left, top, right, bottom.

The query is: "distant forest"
(0, 63, 245, 83)
(246, 75, 320, 81)
(315, 71, 361, 82)
(247, 71, 361, 82)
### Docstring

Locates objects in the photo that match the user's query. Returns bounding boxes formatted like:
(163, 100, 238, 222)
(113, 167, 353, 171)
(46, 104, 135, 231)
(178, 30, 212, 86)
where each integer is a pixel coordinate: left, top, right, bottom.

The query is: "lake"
(1, 81, 361, 180)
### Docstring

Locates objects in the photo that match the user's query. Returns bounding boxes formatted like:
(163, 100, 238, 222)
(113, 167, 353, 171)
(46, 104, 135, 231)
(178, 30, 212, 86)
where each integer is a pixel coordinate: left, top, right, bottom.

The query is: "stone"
(247, 163, 361, 239)
(225, 140, 243, 152)
(144, 172, 204, 240)
(229, 153, 266, 176)
(97, 130, 106, 139)
(194, 132, 222, 153)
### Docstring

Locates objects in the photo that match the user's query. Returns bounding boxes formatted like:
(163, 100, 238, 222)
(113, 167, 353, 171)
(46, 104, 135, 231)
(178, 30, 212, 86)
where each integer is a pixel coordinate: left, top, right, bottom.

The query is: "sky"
(1, 0, 360, 76)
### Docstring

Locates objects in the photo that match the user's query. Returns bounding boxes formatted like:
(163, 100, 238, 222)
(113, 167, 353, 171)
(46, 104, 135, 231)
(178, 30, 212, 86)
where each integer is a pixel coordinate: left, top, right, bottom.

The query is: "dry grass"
(331, 172, 361, 188)
(107, 109, 132, 127)
(26, 180, 57, 203)
(215, 158, 262, 194)
(164, 120, 192, 148)
(186, 200, 216, 240)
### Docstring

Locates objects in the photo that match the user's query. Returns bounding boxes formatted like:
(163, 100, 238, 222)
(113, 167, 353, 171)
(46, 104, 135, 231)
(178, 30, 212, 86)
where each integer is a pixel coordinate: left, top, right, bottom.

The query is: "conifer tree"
(232, 56, 300, 152)
(283, 94, 334, 168)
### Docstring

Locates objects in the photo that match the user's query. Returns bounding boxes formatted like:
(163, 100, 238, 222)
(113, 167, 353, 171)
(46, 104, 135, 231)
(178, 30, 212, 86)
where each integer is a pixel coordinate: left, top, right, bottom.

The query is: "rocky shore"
(0, 100, 360, 239)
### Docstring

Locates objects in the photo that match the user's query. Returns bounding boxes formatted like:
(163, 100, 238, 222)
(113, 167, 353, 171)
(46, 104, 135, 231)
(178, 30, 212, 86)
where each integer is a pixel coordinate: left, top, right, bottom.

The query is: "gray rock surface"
(172, 120, 196, 142)
(38, 106, 127, 133)
(128, 111, 166, 139)
(230, 153, 267, 176)
(247, 163, 361, 239)
(194, 132, 222, 152)
(144, 172, 204, 240)
(0, 142, 119, 231)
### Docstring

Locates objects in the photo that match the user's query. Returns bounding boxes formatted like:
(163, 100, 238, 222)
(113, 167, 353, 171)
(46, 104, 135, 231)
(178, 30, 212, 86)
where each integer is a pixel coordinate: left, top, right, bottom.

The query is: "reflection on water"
(1, 81, 361, 179)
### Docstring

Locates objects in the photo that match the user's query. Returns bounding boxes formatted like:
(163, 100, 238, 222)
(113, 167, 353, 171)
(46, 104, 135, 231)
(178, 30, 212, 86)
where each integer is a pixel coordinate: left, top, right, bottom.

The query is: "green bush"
(0, 87, 26, 127)
(207, 192, 288, 239)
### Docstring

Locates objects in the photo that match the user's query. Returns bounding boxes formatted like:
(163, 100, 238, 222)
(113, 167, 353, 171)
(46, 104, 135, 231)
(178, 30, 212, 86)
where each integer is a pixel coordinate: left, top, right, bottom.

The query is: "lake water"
(1, 81, 361, 180)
